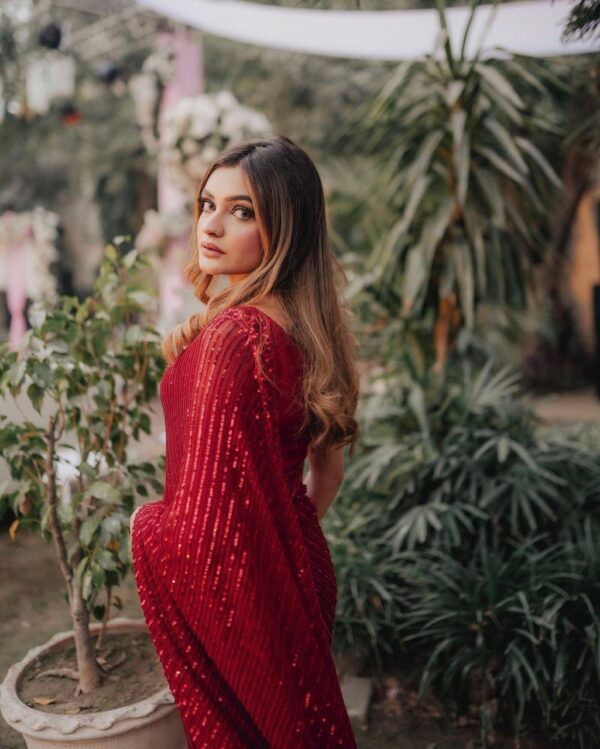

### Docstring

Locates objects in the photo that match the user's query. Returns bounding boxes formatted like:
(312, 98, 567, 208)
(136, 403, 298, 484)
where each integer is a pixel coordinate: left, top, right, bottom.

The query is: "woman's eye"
(199, 199, 253, 220)
(234, 206, 254, 220)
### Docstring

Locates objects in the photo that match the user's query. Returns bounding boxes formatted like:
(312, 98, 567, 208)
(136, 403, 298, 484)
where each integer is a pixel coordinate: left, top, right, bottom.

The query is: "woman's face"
(197, 165, 263, 284)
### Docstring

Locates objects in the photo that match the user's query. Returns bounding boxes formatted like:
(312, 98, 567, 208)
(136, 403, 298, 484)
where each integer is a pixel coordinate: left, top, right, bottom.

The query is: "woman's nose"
(203, 213, 223, 236)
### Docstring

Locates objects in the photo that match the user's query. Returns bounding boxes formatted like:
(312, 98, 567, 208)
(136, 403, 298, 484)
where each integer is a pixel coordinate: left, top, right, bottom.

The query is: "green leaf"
(26, 383, 44, 414)
(74, 556, 89, 585)
(475, 145, 526, 184)
(484, 117, 528, 174)
(475, 62, 525, 109)
(89, 481, 121, 503)
(445, 80, 465, 108)
(514, 136, 563, 189)
(80, 516, 101, 547)
(453, 239, 475, 330)
(405, 131, 444, 190)
(95, 548, 117, 572)
(125, 325, 144, 345)
(139, 413, 151, 434)
(9, 361, 26, 388)
(128, 291, 154, 307)
(92, 564, 107, 586)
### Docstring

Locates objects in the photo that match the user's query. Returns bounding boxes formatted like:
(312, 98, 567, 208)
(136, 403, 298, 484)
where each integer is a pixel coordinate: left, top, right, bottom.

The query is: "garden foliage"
(328, 351, 600, 747)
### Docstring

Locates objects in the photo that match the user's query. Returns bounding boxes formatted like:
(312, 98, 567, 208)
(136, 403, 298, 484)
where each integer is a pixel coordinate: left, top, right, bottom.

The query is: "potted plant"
(0, 238, 187, 748)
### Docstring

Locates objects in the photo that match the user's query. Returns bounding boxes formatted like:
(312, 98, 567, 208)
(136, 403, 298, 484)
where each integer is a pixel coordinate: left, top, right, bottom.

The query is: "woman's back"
(159, 305, 310, 502)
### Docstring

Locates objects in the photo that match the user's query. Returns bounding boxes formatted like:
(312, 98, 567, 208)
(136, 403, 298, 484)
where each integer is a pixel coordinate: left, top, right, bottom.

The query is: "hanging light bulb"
(38, 22, 62, 50)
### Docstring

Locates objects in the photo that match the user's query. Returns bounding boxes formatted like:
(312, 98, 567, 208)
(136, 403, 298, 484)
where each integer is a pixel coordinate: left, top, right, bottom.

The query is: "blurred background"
(0, 1, 599, 747)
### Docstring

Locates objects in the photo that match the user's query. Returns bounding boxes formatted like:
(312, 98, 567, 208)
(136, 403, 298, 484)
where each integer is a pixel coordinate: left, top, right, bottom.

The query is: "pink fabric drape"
(157, 28, 204, 325)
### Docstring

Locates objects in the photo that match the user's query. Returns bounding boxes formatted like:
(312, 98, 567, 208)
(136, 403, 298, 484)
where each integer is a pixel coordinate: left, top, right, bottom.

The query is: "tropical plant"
(347, 355, 600, 555)
(0, 238, 165, 695)
(396, 533, 600, 748)
(340, 0, 567, 371)
(330, 350, 600, 746)
(562, 0, 600, 41)
(326, 486, 407, 672)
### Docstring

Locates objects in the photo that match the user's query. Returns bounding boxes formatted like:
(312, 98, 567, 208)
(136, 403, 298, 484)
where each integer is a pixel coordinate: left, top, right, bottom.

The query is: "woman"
(131, 134, 360, 748)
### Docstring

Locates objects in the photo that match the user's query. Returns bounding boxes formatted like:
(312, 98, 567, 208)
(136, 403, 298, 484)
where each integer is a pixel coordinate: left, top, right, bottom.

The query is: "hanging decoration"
(37, 21, 62, 50)
(0, 207, 60, 350)
(61, 101, 81, 126)
(97, 60, 119, 85)
(136, 0, 599, 60)
(25, 52, 76, 115)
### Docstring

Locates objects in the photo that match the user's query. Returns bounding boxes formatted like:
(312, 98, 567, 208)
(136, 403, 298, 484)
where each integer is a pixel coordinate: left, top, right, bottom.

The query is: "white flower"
(202, 144, 219, 163)
(185, 153, 210, 180)
(246, 110, 272, 135)
(214, 89, 238, 111)
(181, 137, 200, 156)
(151, 90, 273, 186)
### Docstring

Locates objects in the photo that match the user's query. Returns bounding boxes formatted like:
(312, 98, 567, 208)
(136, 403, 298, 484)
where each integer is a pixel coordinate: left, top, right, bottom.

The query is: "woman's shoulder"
(184, 305, 275, 360)
(210, 304, 294, 345)
(180, 305, 302, 373)
(207, 304, 267, 341)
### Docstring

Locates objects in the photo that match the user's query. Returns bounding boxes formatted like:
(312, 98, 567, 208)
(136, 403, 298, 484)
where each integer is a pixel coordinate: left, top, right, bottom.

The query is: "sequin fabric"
(131, 305, 358, 748)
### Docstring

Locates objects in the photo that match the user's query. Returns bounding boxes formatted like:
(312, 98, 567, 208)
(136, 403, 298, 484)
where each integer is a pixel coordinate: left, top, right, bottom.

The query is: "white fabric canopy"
(136, 0, 599, 60)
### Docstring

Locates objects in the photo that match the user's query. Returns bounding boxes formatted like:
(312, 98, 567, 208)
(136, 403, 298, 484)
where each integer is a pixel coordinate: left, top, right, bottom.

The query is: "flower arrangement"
(134, 208, 191, 257)
(157, 90, 272, 190)
(128, 38, 177, 155)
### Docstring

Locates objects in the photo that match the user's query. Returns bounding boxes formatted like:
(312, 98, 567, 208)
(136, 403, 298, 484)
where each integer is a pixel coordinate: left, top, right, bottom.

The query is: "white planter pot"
(0, 617, 188, 749)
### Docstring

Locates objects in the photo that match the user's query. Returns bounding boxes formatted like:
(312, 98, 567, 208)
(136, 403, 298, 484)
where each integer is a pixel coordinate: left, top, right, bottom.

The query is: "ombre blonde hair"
(161, 134, 360, 456)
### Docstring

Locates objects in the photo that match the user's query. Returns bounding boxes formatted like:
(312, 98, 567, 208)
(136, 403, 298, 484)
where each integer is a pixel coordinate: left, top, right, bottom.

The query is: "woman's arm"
(303, 443, 345, 521)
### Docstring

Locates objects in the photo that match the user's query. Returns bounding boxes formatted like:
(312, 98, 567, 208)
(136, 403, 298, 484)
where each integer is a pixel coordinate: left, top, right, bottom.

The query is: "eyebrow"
(201, 190, 253, 203)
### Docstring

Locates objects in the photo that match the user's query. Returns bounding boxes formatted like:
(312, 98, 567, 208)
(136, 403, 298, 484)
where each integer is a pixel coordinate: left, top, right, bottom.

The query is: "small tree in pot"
(0, 238, 165, 696)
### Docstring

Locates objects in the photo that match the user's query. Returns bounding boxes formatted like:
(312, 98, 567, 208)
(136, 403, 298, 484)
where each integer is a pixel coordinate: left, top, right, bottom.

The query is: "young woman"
(131, 134, 360, 748)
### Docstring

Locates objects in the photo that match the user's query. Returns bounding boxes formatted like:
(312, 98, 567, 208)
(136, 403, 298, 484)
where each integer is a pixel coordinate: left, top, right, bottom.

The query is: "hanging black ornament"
(38, 22, 62, 49)
(97, 61, 119, 85)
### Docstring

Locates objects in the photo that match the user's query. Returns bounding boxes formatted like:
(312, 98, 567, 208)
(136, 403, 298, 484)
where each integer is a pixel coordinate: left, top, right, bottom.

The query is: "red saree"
(131, 304, 357, 748)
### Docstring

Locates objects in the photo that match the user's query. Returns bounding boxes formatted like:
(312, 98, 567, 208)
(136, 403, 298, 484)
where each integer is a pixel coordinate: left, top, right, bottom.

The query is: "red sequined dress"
(131, 304, 357, 748)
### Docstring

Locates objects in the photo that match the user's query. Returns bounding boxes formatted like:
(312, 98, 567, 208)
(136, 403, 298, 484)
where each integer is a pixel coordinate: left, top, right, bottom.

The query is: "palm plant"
(343, 0, 566, 371)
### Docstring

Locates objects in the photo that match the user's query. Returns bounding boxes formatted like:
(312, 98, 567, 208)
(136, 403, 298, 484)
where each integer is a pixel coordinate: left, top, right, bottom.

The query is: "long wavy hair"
(161, 134, 360, 456)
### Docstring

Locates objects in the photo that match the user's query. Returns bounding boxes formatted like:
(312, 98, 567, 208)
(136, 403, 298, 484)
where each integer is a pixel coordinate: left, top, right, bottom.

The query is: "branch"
(46, 414, 73, 600)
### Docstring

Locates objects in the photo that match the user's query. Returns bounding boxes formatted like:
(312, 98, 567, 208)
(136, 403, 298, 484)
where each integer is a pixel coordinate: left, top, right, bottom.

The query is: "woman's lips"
(201, 243, 225, 256)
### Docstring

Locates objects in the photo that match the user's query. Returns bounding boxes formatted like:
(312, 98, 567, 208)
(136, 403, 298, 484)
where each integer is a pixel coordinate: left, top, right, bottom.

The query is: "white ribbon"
(135, 0, 598, 59)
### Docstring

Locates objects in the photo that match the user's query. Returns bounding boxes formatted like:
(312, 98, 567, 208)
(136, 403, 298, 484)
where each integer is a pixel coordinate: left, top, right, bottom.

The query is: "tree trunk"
(46, 414, 104, 693)
(70, 585, 104, 694)
(433, 292, 461, 374)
